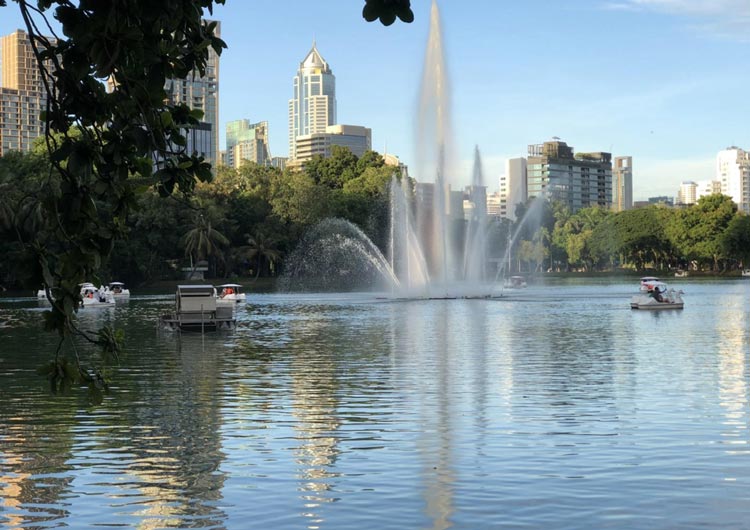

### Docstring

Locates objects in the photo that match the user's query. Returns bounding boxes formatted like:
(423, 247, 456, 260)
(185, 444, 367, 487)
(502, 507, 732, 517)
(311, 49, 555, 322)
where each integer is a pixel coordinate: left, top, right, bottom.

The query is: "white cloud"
(603, 0, 750, 41)
(609, 0, 749, 15)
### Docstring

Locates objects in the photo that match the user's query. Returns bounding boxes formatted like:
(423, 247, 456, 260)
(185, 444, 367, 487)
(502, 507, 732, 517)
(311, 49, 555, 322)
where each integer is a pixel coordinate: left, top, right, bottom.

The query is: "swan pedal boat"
(216, 283, 246, 303)
(631, 282, 684, 310)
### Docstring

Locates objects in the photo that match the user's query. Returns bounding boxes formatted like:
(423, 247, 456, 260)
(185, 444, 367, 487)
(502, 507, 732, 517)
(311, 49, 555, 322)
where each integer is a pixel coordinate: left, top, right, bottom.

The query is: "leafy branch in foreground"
(1, 0, 225, 398)
(362, 0, 414, 26)
(0, 0, 411, 398)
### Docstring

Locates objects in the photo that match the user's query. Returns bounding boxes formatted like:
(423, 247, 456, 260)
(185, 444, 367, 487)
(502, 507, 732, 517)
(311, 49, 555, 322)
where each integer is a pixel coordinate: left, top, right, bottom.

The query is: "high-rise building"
(612, 156, 633, 211)
(292, 124, 370, 165)
(527, 139, 612, 213)
(225, 120, 270, 168)
(0, 29, 50, 156)
(486, 192, 502, 218)
(164, 21, 220, 166)
(716, 147, 750, 214)
(271, 157, 288, 170)
(288, 42, 336, 160)
(677, 181, 697, 206)
(1, 30, 47, 98)
(697, 179, 722, 200)
(499, 158, 527, 220)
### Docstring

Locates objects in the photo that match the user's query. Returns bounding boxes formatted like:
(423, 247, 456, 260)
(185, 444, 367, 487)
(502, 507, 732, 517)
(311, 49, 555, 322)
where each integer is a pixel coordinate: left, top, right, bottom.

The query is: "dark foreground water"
(1, 278, 750, 529)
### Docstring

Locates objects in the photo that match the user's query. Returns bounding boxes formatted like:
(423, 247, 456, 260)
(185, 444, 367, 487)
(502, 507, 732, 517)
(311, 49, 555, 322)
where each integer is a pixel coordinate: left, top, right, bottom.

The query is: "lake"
(1, 278, 749, 529)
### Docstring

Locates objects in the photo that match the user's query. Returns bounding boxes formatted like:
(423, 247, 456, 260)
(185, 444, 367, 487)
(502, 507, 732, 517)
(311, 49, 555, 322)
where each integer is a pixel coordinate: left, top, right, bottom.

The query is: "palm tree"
(182, 215, 230, 277)
(244, 232, 282, 280)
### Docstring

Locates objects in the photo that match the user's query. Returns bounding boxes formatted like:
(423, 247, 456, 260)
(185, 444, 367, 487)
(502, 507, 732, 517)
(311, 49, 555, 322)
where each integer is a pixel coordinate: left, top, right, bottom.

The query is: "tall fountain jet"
(463, 146, 488, 284)
(415, 0, 455, 287)
(391, 0, 491, 298)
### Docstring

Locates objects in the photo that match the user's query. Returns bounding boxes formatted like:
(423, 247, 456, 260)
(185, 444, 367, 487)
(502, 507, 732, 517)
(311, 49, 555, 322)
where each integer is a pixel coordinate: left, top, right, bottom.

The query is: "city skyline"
(1, 1, 749, 199)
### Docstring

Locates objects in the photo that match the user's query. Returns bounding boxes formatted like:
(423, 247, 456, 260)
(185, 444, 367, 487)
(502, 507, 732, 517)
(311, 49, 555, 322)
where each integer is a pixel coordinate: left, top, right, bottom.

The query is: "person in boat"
(650, 286, 664, 302)
(226, 287, 234, 295)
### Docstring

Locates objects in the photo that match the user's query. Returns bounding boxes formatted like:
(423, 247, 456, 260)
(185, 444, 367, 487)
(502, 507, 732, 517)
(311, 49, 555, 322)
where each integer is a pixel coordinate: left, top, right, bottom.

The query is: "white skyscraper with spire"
(288, 42, 336, 160)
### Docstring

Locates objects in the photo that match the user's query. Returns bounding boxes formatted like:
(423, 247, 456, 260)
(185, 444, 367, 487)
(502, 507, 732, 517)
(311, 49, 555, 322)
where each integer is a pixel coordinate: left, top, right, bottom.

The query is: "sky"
(2, 0, 749, 200)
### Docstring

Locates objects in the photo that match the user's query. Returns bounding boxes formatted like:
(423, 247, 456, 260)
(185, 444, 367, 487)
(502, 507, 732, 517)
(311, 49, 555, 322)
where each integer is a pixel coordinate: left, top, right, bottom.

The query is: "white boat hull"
(631, 292, 684, 310)
(82, 298, 116, 308)
(219, 293, 246, 302)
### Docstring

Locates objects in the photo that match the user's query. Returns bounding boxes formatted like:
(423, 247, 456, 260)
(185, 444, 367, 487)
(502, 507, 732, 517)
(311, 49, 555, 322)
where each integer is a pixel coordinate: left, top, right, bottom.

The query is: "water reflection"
(715, 285, 750, 463)
(3, 282, 750, 528)
(0, 400, 77, 528)
(288, 312, 343, 529)
(108, 334, 229, 529)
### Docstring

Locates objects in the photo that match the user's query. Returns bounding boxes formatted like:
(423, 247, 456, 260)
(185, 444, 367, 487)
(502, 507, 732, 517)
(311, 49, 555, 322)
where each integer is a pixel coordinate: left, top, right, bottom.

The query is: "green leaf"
(380, 11, 397, 26)
(36, 361, 56, 377)
(363, 2, 381, 22)
(397, 6, 414, 23)
(160, 111, 174, 127)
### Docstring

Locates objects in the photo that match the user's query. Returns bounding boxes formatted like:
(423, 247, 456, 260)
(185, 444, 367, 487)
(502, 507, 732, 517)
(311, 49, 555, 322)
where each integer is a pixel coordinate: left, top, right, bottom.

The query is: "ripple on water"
(1, 282, 750, 528)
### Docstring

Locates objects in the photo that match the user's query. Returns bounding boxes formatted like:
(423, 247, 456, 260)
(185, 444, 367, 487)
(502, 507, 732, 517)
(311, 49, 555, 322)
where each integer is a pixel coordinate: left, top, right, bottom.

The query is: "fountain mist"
(390, 0, 493, 298)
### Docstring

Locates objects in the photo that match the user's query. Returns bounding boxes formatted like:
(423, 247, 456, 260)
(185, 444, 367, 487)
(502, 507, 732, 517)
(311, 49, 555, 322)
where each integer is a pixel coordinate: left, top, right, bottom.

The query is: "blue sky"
(2, 0, 749, 199)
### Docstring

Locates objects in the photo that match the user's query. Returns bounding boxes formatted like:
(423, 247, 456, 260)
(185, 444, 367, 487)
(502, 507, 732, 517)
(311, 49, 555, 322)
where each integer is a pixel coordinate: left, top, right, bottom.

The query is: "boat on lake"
(639, 276, 660, 292)
(37, 282, 116, 307)
(160, 284, 236, 332)
(216, 283, 246, 303)
(631, 282, 684, 310)
(80, 283, 116, 308)
(504, 276, 527, 289)
(742, 269, 750, 277)
(104, 281, 130, 298)
(674, 269, 688, 278)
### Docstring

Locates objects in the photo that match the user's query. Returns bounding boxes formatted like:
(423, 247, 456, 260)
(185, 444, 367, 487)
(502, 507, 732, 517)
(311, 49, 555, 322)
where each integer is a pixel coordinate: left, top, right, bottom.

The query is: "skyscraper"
(225, 120, 270, 168)
(527, 139, 612, 213)
(677, 181, 697, 206)
(163, 21, 221, 166)
(499, 158, 527, 220)
(716, 147, 750, 214)
(612, 156, 633, 211)
(0, 29, 50, 156)
(288, 42, 336, 160)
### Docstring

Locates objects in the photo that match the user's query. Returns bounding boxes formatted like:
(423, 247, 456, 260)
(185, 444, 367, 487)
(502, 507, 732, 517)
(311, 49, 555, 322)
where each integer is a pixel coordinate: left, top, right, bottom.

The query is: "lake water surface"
(1, 278, 750, 529)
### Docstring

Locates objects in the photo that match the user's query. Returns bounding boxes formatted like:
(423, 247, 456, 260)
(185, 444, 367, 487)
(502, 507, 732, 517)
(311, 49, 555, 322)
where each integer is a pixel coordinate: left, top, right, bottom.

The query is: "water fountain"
(386, 0, 492, 298)
(282, 0, 541, 297)
(278, 218, 399, 293)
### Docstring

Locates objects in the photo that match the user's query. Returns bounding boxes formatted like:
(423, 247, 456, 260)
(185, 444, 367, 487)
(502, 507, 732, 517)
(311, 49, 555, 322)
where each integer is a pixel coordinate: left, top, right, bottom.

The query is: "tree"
(0, 0, 227, 399)
(609, 207, 671, 271)
(0, 0, 410, 397)
(182, 214, 230, 276)
(666, 194, 736, 271)
(243, 232, 282, 279)
(720, 214, 750, 269)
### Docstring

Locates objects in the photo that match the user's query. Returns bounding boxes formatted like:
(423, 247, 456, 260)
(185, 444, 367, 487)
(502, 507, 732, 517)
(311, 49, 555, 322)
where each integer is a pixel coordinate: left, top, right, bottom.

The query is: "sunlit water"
(1, 278, 750, 529)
